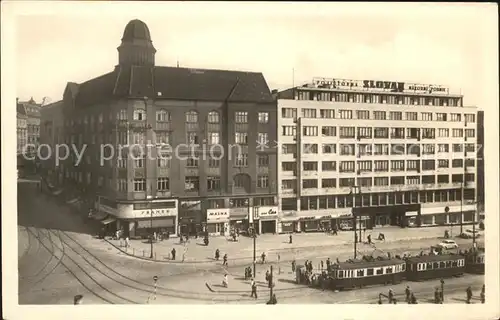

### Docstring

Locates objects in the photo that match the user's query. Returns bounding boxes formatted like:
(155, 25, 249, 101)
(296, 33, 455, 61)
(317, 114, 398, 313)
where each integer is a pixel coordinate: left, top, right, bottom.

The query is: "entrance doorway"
(260, 220, 276, 234)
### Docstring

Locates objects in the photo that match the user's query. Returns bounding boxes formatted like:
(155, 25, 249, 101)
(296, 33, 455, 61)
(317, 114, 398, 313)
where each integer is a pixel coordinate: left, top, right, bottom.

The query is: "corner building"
(276, 78, 478, 233)
(41, 20, 278, 238)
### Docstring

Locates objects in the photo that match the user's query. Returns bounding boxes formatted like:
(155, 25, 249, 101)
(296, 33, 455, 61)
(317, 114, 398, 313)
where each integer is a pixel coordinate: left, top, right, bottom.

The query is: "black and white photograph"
(2, 2, 499, 319)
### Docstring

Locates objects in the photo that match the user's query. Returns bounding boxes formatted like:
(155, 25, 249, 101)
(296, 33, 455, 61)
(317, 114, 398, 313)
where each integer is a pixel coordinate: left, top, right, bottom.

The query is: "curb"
(104, 235, 443, 264)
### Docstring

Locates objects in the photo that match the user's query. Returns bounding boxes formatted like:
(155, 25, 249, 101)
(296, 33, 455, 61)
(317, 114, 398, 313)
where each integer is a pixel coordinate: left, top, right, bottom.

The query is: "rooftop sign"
(312, 78, 449, 95)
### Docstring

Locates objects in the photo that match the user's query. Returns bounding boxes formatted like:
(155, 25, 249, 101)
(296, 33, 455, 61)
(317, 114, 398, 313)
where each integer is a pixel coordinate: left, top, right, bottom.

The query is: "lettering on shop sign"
(139, 209, 175, 217)
(208, 211, 229, 217)
(363, 80, 405, 92)
(260, 209, 277, 216)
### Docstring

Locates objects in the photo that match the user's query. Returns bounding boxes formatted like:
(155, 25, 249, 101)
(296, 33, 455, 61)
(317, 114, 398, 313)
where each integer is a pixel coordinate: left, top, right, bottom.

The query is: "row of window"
(128, 175, 271, 192)
(293, 91, 463, 108)
(280, 189, 475, 211)
(282, 125, 475, 139)
(414, 259, 465, 271)
(282, 159, 475, 173)
(121, 154, 271, 169)
(282, 173, 474, 190)
(67, 110, 270, 126)
(335, 264, 406, 279)
(282, 143, 476, 155)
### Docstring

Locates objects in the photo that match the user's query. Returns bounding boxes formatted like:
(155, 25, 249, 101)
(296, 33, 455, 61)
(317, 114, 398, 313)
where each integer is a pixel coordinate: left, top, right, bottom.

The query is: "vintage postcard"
(2, 2, 499, 320)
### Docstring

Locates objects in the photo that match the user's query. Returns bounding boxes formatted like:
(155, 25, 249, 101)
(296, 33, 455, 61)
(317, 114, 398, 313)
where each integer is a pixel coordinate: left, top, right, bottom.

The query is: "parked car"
(437, 239, 459, 250)
(460, 229, 481, 239)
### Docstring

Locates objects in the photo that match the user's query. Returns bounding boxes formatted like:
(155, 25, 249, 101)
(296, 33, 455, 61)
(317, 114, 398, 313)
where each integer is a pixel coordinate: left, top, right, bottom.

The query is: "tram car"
(328, 259, 406, 291)
(404, 254, 466, 281)
(465, 250, 485, 274)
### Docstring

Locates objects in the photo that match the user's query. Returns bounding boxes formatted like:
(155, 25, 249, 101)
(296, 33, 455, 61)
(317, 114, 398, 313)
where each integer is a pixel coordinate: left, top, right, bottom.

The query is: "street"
(18, 181, 485, 305)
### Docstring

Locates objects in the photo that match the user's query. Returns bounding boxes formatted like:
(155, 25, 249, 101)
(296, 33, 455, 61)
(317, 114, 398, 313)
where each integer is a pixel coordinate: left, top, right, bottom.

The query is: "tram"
(405, 254, 465, 281)
(327, 259, 406, 291)
(465, 250, 485, 274)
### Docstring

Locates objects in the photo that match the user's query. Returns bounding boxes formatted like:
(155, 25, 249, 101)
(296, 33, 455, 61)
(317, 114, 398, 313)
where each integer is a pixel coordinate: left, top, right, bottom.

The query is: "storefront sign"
(136, 208, 177, 218)
(312, 77, 449, 95)
(257, 206, 278, 220)
(405, 211, 418, 217)
(207, 209, 230, 222)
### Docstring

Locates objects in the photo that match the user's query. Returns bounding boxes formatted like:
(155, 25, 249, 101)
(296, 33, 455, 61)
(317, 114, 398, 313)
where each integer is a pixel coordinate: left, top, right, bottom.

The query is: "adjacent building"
(17, 108, 28, 155)
(476, 110, 484, 216)
(40, 19, 278, 238)
(17, 97, 41, 155)
(275, 78, 478, 232)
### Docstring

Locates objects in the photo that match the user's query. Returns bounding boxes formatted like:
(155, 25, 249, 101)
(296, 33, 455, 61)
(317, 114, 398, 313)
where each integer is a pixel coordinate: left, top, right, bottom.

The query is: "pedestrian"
(480, 285, 485, 304)
(326, 258, 331, 271)
(466, 286, 472, 304)
(223, 253, 228, 266)
(405, 286, 411, 303)
(367, 234, 372, 244)
(410, 293, 417, 304)
(222, 274, 228, 288)
(265, 270, 270, 282)
(309, 261, 313, 272)
(291, 260, 296, 273)
(261, 252, 266, 264)
(321, 260, 324, 270)
(171, 248, 176, 260)
(215, 249, 220, 261)
(289, 234, 293, 244)
(250, 279, 257, 299)
(388, 289, 394, 304)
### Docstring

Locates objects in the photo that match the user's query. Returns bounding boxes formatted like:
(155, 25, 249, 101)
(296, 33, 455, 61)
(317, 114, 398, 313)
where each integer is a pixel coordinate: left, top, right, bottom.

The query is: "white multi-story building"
(275, 77, 477, 234)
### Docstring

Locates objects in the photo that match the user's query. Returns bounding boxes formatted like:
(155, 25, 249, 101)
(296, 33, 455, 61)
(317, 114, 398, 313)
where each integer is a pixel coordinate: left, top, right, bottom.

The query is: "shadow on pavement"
(17, 182, 99, 236)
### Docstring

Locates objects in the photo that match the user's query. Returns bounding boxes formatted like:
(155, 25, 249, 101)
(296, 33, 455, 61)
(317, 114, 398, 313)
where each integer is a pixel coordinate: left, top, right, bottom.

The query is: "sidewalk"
(105, 226, 480, 263)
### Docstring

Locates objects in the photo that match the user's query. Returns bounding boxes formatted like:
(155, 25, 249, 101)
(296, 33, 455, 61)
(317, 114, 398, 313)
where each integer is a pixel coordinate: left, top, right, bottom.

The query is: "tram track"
(44, 229, 303, 303)
(26, 226, 137, 304)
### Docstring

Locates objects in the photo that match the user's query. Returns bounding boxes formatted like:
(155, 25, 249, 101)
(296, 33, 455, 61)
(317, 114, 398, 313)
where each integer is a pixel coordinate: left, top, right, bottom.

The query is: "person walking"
(261, 252, 266, 264)
(291, 259, 296, 273)
(171, 248, 176, 260)
(223, 253, 228, 266)
(289, 234, 293, 244)
(405, 286, 411, 303)
(466, 286, 473, 304)
(250, 279, 257, 299)
(215, 249, 220, 261)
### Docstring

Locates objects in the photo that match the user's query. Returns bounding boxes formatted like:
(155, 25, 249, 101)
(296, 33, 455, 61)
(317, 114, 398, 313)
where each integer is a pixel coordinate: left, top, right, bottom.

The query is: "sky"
(7, 2, 498, 110)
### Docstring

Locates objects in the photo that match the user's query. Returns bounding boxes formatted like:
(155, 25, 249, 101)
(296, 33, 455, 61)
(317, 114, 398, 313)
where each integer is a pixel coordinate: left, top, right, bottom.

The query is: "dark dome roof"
(122, 19, 152, 42)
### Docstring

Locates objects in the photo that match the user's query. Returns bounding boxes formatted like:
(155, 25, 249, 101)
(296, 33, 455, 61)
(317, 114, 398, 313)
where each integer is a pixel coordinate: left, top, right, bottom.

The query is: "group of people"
(214, 249, 228, 266)
(378, 288, 417, 304)
(466, 285, 485, 304)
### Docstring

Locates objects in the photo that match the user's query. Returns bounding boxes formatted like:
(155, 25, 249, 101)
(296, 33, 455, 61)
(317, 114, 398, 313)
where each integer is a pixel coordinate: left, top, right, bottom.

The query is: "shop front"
(257, 206, 278, 234)
(405, 211, 419, 227)
(179, 200, 203, 236)
(279, 211, 298, 233)
(229, 207, 250, 234)
(206, 208, 230, 236)
(353, 204, 420, 228)
(299, 217, 319, 232)
(421, 204, 476, 227)
(97, 197, 179, 238)
(319, 215, 332, 231)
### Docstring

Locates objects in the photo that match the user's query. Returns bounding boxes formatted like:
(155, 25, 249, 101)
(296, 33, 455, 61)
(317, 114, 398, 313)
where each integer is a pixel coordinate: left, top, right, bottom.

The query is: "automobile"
(460, 229, 481, 239)
(437, 239, 459, 250)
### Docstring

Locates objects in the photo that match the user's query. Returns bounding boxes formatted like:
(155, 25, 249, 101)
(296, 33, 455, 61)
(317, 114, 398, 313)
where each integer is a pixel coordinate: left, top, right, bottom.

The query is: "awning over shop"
(91, 211, 108, 221)
(66, 198, 80, 204)
(101, 216, 117, 225)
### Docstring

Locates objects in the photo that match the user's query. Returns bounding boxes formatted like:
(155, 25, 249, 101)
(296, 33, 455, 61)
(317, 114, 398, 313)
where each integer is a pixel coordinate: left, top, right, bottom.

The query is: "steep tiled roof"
(72, 65, 274, 107)
(17, 100, 41, 117)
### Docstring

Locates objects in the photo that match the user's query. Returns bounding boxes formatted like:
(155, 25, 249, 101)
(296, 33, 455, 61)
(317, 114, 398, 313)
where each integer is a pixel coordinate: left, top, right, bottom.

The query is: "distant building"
(476, 110, 484, 215)
(275, 77, 478, 232)
(40, 19, 278, 238)
(17, 106, 28, 155)
(17, 97, 41, 155)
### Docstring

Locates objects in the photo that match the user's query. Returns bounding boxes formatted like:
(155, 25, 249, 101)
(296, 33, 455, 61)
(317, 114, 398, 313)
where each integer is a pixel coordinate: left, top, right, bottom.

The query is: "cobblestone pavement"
(103, 225, 482, 264)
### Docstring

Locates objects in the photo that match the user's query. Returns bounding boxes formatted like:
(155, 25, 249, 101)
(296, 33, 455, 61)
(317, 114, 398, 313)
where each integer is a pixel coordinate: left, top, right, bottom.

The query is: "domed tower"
(117, 19, 156, 66)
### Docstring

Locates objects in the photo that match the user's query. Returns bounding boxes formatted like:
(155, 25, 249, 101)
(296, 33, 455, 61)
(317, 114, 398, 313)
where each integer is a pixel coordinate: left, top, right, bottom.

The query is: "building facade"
(476, 110, 484, 216)
(276, 78, 478, 233)
(17, 109, 28, 155)
(40, 19, 278, 238)
(17, 97, 41, 155)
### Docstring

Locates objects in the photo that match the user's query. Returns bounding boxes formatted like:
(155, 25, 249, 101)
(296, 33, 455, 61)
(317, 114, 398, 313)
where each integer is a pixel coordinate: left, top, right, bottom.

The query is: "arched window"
(156, 109, 170, 122)
(185, 111, 198, 123)
(133, 108, 146, 121)
(208, 111, 220, 123)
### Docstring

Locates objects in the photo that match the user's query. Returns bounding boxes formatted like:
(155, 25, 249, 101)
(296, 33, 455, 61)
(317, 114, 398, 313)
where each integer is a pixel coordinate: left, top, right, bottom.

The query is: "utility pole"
(250, 203, 257, 277)
(269, 265, 274, 300)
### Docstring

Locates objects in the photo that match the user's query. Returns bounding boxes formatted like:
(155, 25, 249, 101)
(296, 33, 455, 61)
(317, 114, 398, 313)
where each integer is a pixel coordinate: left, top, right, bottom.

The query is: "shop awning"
(66, 198, 80, 204)
(91, 211, 108, 221)
(101, 216, 117, 225)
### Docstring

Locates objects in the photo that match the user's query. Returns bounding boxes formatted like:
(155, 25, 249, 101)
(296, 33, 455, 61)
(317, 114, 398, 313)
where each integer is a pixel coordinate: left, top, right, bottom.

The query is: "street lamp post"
(350, 185, 361, 259)
(251, 203, 258, 278)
